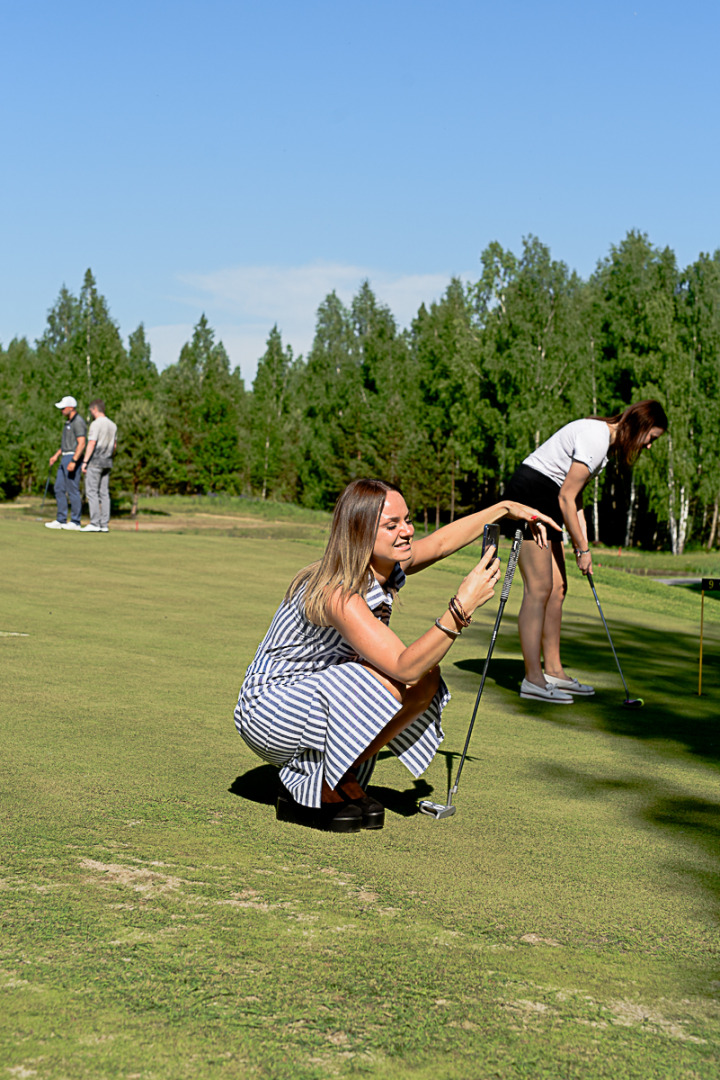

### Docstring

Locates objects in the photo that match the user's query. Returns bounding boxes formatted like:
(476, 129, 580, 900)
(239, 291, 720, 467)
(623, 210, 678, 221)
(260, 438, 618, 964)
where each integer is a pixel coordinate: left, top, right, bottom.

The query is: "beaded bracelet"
(435, 617, 461, 638)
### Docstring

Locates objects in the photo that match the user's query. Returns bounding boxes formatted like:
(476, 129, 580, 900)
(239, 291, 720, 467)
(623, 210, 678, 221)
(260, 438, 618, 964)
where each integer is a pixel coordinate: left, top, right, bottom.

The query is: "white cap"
(54, 396, 78, 409)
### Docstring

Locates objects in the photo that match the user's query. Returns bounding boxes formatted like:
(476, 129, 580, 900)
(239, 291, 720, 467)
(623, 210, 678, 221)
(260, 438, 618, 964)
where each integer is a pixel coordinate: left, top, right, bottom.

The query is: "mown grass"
(590, 546, 720, 578)
(2, 510, 719, 1079)
(125, 493, 332, 525)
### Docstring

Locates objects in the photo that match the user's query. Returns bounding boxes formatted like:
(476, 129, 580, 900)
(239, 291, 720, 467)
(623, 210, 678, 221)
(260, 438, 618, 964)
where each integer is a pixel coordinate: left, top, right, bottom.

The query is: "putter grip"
(500, 530, 523, 601)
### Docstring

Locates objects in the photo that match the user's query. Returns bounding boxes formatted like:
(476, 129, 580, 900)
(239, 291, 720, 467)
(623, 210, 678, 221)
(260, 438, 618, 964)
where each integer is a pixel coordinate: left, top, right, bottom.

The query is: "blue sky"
(2, 0, 718, 384)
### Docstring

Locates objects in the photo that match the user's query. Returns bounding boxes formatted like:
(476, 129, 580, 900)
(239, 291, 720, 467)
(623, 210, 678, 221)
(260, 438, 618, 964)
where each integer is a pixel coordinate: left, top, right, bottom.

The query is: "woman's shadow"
(228, 750, 447, 818)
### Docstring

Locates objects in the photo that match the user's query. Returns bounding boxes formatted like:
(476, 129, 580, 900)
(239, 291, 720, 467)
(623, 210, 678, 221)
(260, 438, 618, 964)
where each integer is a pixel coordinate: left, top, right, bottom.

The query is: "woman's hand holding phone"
(456, 543, 501, 616)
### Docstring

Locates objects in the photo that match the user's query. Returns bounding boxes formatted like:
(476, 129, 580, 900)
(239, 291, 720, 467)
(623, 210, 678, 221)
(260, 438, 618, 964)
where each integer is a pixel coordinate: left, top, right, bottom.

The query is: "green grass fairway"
(2, 511, 720, 1079)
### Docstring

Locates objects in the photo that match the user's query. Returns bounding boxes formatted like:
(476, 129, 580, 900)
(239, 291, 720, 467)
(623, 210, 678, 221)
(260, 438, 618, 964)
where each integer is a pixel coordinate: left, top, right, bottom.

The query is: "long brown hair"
(285, 478, 403, 625)
(593, 399, 668, 468)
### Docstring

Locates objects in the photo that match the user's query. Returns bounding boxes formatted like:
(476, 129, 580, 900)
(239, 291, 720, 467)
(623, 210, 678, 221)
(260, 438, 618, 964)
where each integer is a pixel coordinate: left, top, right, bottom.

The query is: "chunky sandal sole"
(276, 792, 363, 833)
(353, 797, 385, 829)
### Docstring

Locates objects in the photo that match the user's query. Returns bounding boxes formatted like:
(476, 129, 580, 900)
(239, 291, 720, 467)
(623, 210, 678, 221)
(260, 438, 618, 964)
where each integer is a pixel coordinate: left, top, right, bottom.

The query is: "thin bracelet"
(449, 596, 472, 627)
(574, 548, 590, 557)
(435, 617, 461, 638)
(449, 598, 470, 628)
(449, 595, 471, 624)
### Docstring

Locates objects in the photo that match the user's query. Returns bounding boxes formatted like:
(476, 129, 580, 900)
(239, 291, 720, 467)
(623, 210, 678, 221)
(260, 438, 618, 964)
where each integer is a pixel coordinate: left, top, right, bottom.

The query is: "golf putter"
(587, 571, 644, 708)
(419, 527, 524, 820)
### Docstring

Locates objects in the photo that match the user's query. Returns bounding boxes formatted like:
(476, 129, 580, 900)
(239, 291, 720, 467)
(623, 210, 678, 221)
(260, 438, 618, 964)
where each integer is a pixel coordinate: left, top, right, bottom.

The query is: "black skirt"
(501, 464, 564, 540)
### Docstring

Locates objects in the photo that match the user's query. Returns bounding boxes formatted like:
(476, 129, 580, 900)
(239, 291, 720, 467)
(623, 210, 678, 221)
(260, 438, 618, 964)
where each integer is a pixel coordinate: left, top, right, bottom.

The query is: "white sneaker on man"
(520, 678, 574, 704)
(81, 523, 102, 532)
(45, 520, 64, 530)
(543, 673, 595, 696)
(61, 522, 82, 530)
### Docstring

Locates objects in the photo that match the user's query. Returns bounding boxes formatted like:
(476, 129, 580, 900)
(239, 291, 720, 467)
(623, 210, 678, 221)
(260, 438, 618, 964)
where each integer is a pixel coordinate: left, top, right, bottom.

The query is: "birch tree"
(677, 251, 720, 549)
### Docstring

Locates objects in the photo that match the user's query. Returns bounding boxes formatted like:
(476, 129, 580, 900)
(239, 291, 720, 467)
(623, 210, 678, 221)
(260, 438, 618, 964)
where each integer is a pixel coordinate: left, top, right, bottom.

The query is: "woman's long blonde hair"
(285, 478, 402, 625)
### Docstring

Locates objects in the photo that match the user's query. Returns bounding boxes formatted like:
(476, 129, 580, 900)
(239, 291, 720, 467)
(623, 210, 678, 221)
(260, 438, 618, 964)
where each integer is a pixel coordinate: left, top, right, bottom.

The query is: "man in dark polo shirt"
(45, 396, 87, 531)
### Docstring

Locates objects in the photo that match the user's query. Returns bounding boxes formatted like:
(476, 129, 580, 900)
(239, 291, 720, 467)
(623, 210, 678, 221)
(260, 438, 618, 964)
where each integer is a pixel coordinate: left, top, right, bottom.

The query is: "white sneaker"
(544, 673, 595, 696)
(81, 523, 102, 532)
(45, 520, 64, 530)
(61, 522, 82, 531)
(100, 526, 109, 532)
(520, 678, 574, 704)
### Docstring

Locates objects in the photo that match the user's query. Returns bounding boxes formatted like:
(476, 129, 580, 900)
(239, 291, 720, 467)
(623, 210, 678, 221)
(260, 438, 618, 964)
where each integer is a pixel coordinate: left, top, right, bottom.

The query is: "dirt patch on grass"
(606, 998, 708, 1042)
(108, 513, 320, 532)
(79, 859, 186, 896)
(519, 933, 563, 946)
(501, 980, 711, 1044)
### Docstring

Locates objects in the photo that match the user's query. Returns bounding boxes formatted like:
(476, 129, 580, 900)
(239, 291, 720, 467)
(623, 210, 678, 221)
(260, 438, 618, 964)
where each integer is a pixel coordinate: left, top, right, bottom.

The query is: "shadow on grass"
(455, 618, 720, 766)
(229, 755, 439, 818)
(456, 617, 720, 913)
(454, 655, 525, 694)
(229, 764, 278, 806)
(536, 761, 720, 905)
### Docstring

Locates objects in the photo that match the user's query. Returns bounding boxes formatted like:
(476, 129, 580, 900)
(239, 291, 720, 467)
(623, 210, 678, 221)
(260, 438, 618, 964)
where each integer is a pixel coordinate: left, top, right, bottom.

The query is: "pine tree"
(160, 315, 246, 493)
(250, 326, 299, 500)
(298, 292, 360, 508)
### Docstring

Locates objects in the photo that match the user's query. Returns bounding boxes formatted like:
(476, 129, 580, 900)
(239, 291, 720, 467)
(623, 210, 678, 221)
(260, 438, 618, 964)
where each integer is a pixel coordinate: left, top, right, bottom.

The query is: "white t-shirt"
(523, 419, 610, 487)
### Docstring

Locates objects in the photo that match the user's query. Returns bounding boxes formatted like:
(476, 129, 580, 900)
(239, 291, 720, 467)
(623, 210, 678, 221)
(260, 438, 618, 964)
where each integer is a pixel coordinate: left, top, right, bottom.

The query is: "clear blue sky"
(2, 0, 718, 384)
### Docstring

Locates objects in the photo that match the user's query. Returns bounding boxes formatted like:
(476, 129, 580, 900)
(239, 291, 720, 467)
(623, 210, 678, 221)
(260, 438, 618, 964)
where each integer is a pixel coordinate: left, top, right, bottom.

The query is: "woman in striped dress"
(235, 478, 553, 832)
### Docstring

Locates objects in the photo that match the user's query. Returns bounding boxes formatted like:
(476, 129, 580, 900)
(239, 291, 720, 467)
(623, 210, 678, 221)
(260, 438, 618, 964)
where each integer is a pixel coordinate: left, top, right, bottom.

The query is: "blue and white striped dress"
(235, 564, 449, 808)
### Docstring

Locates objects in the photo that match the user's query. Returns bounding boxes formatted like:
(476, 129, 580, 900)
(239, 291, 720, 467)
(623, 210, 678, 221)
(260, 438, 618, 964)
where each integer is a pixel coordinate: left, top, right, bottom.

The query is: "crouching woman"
(235, 478, 552, 832)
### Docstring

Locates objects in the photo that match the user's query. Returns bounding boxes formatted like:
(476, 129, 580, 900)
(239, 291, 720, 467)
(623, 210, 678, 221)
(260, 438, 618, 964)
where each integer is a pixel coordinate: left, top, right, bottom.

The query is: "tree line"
(1, 231, 719, 554)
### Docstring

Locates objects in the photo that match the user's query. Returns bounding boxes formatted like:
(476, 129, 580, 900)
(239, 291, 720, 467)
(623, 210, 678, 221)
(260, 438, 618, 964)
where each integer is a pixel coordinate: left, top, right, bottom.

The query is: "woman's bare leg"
(541, 543, 570, 680)
(319, 666, 440, 802)
(517, 541, 554, 686)
(321, 778, 347, 804)
(353, 665, 441, 766)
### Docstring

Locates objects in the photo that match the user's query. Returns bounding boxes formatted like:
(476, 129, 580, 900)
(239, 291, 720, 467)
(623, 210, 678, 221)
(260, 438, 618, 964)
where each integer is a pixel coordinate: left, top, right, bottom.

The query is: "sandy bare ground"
(0, 501, 327, 535)
(107, 513, 324, 532)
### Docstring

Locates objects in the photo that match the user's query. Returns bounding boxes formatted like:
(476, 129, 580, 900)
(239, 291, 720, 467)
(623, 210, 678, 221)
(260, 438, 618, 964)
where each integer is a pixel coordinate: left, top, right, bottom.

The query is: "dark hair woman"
(235, 479, 555, 832)
(501, 400, 668, 704)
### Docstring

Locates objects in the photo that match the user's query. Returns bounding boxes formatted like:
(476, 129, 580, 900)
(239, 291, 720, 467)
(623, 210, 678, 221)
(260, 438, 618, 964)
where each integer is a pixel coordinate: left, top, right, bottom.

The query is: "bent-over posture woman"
(235, 478, 554, 832)
(502, 400, 668, 704)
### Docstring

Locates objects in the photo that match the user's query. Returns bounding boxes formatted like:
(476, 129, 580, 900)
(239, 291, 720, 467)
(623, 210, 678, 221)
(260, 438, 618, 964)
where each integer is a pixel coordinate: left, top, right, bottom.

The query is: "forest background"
(2, 230, 719, 556)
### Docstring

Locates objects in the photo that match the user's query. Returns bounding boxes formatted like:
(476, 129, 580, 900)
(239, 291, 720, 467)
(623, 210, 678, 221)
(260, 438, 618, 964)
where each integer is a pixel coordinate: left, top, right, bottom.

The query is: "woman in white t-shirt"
(502, 401, 668, 704)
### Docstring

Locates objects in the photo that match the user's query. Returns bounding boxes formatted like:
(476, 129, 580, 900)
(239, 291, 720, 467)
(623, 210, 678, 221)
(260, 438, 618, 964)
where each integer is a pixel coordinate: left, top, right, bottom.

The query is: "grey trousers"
(85, 466, 112, 528)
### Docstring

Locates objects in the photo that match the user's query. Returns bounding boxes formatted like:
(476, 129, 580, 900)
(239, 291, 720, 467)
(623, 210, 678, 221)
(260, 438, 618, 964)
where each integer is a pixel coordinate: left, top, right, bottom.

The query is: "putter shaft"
(444, 529, 523, 806)
(587, 571, 632, 700)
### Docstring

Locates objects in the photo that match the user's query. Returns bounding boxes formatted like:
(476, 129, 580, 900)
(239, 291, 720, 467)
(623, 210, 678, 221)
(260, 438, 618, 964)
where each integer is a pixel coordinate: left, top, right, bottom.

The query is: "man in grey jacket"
(81, 400, 118, 532)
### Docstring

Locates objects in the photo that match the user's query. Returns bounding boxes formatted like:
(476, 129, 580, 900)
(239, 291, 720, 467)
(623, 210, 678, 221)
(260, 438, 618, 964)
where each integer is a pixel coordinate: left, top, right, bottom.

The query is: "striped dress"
(235, 564, 449, 808)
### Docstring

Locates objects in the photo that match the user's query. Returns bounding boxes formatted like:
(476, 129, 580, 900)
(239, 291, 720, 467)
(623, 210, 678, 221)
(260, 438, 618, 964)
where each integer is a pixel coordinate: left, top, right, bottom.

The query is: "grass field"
(2, 499, 720, 1079)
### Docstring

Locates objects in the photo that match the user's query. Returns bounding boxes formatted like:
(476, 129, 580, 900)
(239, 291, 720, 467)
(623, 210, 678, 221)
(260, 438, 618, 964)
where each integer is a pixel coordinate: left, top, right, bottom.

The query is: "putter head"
(418, 799, 457, 820)
(622, 697, 644, 709)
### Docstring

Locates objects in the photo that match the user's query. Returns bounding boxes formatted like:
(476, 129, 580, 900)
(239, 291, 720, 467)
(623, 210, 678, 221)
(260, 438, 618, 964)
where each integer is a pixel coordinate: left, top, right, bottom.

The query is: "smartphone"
(481, 523, 500, 558)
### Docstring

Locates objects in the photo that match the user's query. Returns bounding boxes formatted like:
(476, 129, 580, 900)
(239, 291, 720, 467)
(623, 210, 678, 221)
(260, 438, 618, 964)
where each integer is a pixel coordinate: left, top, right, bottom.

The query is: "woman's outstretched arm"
(405, 500, 553, 575)
(326, 547, 501, 685)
